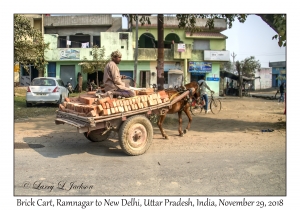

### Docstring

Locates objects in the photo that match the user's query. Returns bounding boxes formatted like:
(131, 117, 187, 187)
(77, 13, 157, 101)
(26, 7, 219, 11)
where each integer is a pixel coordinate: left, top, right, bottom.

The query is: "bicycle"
(190, 91, 222, 115)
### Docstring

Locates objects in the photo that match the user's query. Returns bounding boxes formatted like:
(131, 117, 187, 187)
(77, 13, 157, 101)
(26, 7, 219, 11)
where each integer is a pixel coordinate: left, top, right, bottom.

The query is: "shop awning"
(220, 70, 255, 81)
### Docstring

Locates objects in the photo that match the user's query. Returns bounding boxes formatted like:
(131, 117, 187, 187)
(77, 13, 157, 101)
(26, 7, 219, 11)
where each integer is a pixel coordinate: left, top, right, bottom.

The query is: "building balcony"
(131, 16, 227, 32)
(44, 15, 113, 27)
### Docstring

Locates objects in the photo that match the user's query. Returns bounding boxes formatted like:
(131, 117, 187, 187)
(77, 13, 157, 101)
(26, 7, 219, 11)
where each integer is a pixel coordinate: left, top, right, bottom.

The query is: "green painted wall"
(210, 39, 226, 51)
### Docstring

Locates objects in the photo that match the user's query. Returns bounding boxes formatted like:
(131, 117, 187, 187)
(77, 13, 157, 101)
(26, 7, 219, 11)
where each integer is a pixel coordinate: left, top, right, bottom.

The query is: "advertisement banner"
(60, 49, 80, 60)
(189, 62, 212, 73)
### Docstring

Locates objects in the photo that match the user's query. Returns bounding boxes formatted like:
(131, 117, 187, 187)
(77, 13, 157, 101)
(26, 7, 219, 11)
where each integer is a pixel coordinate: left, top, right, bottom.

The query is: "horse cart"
(55, 88, 194, 156)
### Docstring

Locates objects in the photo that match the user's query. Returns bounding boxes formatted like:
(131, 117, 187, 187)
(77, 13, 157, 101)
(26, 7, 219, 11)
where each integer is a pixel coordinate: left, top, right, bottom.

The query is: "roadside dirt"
(14, 96, 286, 155)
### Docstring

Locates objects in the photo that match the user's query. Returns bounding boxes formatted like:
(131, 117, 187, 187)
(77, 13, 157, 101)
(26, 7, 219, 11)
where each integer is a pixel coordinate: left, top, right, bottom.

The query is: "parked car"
(26, 77, 69, 107)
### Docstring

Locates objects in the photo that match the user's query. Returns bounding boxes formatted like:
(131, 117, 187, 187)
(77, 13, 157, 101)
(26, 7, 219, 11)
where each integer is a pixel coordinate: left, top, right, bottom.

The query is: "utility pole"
(134, 15, 139, 83)
(231, 52, 237, 73)
(157, 14, 164, 90)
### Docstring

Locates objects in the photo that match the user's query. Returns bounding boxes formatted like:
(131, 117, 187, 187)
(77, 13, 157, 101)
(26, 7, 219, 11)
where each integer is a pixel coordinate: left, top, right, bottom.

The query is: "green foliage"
(235, 56, 261, 78)
(220, 61, 233, 72)
(79, 45, 110, 86)
(124, 14, 286, 47)
(14, 14, 50, 73)
(235, 56, 261, 97)
(79, 45, 110, 74)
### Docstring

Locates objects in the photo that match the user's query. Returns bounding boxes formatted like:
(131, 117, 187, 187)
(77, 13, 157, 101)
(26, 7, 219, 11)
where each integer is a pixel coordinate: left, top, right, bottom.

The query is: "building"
(254, 67, 272, 90)
(41, 15, 230, 95)
(130, 15, 230, 95)
(43, 14, 123, 89)
(269, 61, 286, 87)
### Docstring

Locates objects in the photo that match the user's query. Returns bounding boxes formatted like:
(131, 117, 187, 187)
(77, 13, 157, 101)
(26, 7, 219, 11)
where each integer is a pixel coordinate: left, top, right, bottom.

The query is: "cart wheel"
(119, 115, 153, 156)
(83, 129, 111, 142)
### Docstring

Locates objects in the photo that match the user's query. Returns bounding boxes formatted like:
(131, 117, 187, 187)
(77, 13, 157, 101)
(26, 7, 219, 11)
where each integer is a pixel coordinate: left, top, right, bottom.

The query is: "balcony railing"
(44, 15, 113, 27)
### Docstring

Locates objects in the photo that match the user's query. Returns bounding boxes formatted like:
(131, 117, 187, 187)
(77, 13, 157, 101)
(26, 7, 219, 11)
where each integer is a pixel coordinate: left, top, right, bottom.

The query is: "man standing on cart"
(97, 50, 135, 99)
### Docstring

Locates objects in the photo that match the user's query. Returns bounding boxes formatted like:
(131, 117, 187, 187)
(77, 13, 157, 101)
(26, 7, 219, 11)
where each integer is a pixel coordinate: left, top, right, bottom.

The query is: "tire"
(83, 129, 111, 142)
(210, 99, 222, 114)
(190, 98, 203, 115)
(57, 95, 62, 104)
(118, 115, 153, 156)
(26, 101, 32, 107)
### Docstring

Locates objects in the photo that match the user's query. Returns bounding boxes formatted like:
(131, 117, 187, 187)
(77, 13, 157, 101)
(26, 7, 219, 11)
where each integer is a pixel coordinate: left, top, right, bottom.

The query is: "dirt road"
(14, 96, 286, 196)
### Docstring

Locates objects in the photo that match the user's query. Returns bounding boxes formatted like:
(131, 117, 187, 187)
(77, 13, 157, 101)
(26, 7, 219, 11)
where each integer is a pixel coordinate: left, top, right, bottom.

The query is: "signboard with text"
(189, 62, 212, 73)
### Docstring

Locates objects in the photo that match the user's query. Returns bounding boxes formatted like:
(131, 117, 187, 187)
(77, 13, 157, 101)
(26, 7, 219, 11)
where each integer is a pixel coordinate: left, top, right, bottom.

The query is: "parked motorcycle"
(66, 78, 73, 93)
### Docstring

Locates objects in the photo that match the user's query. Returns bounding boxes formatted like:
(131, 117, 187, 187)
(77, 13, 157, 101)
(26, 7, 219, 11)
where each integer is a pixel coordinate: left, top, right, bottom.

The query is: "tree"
(123, 14, 286, 89)
(235, 56, 261, 97)
(220, 61, 234, 72)
(79, 45, 110, 86)
(14, 14, 49, 76)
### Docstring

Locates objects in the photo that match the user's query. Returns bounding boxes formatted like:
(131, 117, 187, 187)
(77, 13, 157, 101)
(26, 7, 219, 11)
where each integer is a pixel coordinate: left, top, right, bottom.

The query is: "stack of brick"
(58, 90, 170, 117)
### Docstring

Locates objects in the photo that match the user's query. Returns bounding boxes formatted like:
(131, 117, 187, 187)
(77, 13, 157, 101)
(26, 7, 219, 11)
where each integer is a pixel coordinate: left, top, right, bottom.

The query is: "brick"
(107, 109, 111, 115)
(59, 104, 66, 111)
(151, 94, 157, 100)
(137, 103, 143, 109)
(118, 100, 122, 106)
(143, 101, 148, 107)
(115, 106, 119, 113)
(111, 107, 115, 114)
(65, 97, 70, 102)
(135, 104, 138, 110)
(162, 98, 170, 103)
(105, 102, 110, 109)
(113, 100, 117, 107)
(128, 105, 132, 111)
(87, 110, 97, 117)
(157, 98, 162, 104)
(100, 102, 107, 109)
(124, 105, 128, 112)
(103, 109, 108, 116)
(107, 99, 114, 108)
(97, 105, 103, 114)
(118, 106, 124, 112)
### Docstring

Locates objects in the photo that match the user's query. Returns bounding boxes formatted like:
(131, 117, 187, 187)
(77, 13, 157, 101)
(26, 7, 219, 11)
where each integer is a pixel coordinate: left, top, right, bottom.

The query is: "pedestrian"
(279, 82, 285, 102)
(198, 75, 214, 114)
(98, 50, 135, 98)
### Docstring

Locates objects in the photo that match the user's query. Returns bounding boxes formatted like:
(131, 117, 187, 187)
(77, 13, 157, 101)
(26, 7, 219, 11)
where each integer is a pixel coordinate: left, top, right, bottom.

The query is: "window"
(93, 36, 100, 47)
(57, 36, 67, 48)
(164, 72, 168, 84)
(193, 39, 210, 50)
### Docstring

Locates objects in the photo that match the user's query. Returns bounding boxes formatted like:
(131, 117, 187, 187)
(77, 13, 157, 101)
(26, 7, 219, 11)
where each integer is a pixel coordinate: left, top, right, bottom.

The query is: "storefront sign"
(189, 62, 212, 73)
(60, 49, 80, 60)
(177, 43, 186, 52)
(207, 77, 220, 81)
(204, 50, 230, 61)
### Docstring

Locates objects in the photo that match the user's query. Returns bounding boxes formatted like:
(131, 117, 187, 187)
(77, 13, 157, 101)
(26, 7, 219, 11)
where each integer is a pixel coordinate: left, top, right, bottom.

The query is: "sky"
(221, 15, 286, 68)
(119, 14, 286, 68)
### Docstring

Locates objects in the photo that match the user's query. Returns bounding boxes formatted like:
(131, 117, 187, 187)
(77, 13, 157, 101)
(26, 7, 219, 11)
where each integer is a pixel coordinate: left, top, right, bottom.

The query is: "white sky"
(118, 14, 286, 68)
(222, 15, 286, 68)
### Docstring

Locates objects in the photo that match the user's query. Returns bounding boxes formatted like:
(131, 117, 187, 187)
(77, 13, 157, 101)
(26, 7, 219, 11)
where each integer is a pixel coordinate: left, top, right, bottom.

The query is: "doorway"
(60, 65, 75, 87)
(140, 71, 150, 88)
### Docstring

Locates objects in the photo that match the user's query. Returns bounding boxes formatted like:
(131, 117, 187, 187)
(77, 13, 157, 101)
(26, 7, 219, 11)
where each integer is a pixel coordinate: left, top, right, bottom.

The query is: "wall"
(255, 68, 272, 90)
(101, 32, 134, 60)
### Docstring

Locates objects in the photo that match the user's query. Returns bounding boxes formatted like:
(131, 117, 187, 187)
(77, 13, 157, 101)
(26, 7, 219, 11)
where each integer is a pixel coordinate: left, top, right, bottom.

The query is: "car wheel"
(57, 95, 62, 104)
(26, 101, 32, 107)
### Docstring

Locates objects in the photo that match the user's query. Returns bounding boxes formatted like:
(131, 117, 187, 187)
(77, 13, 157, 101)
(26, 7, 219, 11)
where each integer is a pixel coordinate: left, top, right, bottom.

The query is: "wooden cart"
(55, 89, 192, 156)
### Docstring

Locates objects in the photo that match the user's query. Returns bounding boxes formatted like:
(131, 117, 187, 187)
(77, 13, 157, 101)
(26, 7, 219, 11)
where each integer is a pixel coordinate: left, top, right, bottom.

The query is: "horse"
(157, 81, 200, 139)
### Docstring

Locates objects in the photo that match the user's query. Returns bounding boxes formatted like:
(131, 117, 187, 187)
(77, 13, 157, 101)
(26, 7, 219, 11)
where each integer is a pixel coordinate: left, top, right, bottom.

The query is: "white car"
(26, 77, 69, 107)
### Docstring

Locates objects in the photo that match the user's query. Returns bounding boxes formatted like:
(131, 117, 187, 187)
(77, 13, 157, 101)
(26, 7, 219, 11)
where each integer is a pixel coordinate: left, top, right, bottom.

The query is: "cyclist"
(198, 75, 214, 114)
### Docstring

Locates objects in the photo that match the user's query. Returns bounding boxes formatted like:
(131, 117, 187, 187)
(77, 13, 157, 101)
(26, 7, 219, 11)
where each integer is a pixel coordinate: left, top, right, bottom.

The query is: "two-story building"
(42, 15, 230, 95)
